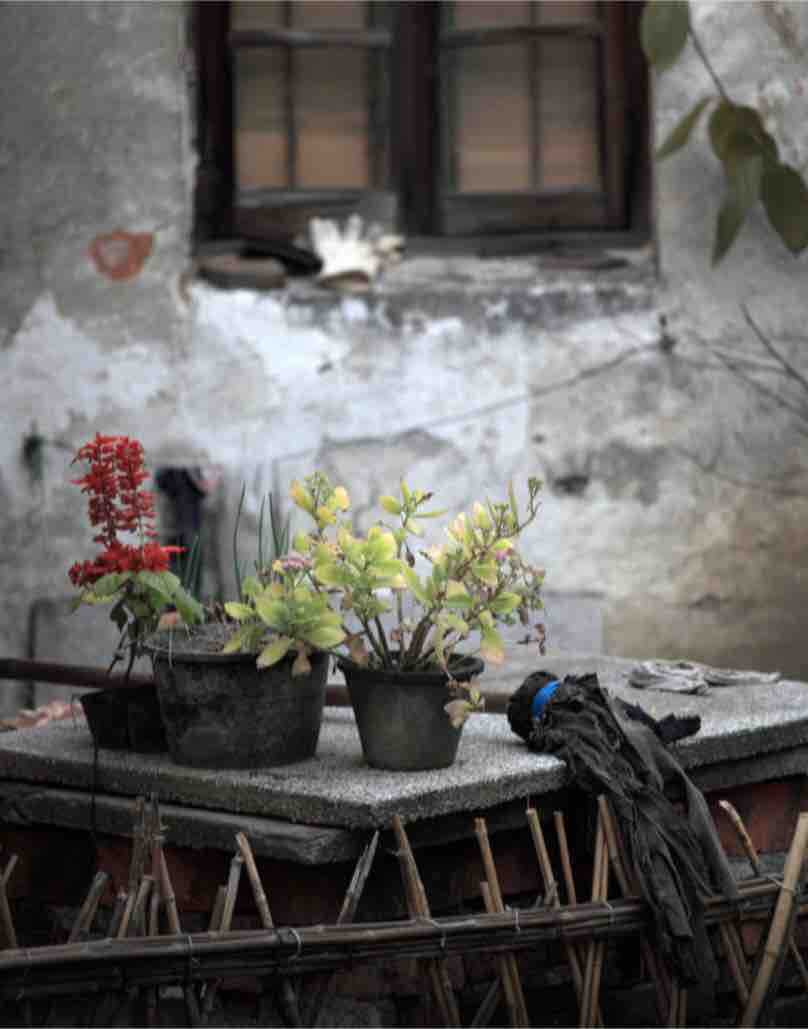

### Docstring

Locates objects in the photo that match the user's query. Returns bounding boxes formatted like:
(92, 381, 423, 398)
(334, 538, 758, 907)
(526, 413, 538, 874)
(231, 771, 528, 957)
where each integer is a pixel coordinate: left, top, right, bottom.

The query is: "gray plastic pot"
(144, 625, 328, 769)
(338, 655, 484, 771)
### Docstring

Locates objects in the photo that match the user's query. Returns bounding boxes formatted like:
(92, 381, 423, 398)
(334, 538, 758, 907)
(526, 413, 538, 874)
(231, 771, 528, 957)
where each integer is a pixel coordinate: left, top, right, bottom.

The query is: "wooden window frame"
(193, 1, 650, 252)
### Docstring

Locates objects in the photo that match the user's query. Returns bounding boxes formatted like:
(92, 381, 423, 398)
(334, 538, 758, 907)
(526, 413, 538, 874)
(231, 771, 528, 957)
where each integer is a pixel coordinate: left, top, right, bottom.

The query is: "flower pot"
(143, 625, 328, 769)
(81, 684, 168, 753)
(338, 655, 484, 771)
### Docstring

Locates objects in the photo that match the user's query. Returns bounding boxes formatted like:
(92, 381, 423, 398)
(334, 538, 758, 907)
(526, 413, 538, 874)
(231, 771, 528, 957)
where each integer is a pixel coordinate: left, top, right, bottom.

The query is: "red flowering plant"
(69, 434, 204, 677)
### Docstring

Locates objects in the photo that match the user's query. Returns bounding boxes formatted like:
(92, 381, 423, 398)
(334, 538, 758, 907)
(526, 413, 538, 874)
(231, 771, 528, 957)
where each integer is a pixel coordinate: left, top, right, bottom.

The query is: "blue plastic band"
(531, 679, 560, 719)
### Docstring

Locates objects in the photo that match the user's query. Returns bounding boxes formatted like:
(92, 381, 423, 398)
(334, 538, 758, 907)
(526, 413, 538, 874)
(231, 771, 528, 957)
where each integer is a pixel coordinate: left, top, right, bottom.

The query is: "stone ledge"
(3, 655, 808, 831)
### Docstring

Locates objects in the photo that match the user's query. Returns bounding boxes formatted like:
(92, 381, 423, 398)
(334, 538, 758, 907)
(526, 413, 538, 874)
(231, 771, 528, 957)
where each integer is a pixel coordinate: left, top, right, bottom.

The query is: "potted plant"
(69, 434, 204, 751)
(143, 488, 341, 769)
(225, 473, 546, 771)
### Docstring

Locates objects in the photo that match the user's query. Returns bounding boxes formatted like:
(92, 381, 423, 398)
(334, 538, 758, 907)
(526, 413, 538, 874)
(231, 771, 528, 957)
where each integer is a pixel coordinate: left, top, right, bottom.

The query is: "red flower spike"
(69, 433, 179, 587)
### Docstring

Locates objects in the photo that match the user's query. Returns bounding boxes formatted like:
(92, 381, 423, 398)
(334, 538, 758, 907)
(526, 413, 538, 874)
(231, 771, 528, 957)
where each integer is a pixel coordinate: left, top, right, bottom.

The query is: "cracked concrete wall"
(2, 1, 808, 716)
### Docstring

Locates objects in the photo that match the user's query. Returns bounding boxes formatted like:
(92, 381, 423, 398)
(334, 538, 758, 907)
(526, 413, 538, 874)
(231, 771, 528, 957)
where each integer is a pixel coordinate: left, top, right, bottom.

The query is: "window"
(194, 1, 649, 249)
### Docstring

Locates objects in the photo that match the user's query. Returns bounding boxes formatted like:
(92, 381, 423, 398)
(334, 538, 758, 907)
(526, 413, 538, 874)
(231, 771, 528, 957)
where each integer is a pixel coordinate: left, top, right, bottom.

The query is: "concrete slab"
(1, 655, 808, 830)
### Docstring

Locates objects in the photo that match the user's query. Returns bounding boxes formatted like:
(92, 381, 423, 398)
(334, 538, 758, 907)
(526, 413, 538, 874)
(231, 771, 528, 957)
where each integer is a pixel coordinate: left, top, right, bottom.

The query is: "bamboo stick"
(554, 810, 578, 905)
(740, 811, 808, 1026)
(128, 876, 154, 937)
(307, 831, 380, 1028)
(68, 869, 109, 943)
(580, 815, 608, 1028)
(719, 798, 808, 996)
(233, 834, 302, 1029)
(475, 817, 529, 1028)
(236, 833, 273, 930)
(2, 855, 18, 889)
(201, 854, 245, 1023)
(107, 890, 129, 940)
(393, 815, 461, 1028)
(219, 854, 244, 937)
(0, 868, 16, 949)
(207, 886, 226, 933)
(480, 880, 523, 1028)
(526, 808, 586, 1003)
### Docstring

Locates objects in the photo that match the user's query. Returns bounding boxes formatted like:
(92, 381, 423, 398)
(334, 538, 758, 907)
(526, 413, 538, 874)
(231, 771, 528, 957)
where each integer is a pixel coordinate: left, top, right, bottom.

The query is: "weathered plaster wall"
(2, 1, 808, 714)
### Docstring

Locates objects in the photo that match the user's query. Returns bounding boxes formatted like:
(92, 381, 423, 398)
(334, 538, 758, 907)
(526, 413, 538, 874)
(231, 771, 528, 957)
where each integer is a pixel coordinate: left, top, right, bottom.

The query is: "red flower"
(68, 434, 180, 586)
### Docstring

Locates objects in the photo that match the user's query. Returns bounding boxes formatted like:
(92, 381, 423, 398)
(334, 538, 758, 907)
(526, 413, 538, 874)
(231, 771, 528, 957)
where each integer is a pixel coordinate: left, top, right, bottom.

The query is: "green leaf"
(173, 589, 204, 626)
(656, 96, 712, 160)
(254, 595, 287, 629)
(708, 103, 778, 165)
(314, 562, 353, 588)
(444, 699, 472, 729)
(445, 580, 473, 610)
(472, 562, 498, 588)
(92, 572, 130, 597)
(443, 612, 470, 636)
(136, 570, 175, 603)
(222, 627, 250, 654)
(640, 0, 690, 71)
(379, 494, 401, 515)
(490, 591, 522, 615)
(712, 190, 747, 265)
(762, 162, 808, 255)
(224, 601, 255, 622)
(480, 626, 505, 664)
(304, 624, 346, 650)
(402, 566, 428, 604)
(257, 636, 293, 668)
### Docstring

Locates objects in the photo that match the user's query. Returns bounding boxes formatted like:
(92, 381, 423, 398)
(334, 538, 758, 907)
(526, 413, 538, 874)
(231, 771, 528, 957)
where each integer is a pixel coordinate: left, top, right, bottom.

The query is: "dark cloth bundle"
(508, 671, 738, 986)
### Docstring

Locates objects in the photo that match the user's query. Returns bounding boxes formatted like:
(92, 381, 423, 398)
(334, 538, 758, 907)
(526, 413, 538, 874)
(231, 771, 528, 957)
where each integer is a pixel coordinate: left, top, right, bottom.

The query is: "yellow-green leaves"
(490, 591, 521, 615)
(640, 0, 690, 71)
(445, 580, 473, 610)
(254, 595, 287, 629)
(480, 626, 505, 663)
(224, 601, 254, 622)
(304, 622, 346, 650)
(257, 636, 293, 668)
(331, 486, 350, 510)
(379, 494, 401, 515)
(290, 480, 315, 515)
(403, 566, 428, 604)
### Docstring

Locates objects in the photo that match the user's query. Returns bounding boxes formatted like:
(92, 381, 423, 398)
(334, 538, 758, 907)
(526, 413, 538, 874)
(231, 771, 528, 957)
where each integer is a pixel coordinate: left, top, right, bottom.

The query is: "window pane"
(235, 49, 287, 190)
(292, 1, 366, 30)
(231, 1, 284, 32)
(450, 1, 530, 29)
(537, 1, 597, 23)
(296, 49, 370, 188)
(537, 37, 601, 189)
(453, 43, 531, 192)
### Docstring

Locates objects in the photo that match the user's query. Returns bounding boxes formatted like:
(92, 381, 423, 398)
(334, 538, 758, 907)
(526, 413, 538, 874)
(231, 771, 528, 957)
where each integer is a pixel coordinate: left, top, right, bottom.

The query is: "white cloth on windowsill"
(627, 659, 780, 696)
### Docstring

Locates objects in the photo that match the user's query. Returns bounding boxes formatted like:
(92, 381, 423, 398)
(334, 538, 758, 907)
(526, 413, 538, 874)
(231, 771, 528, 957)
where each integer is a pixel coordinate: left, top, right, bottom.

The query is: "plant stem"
(689, 26, 730, 102)
(359, 618, 387, 667)
(373, 616, 393, 665)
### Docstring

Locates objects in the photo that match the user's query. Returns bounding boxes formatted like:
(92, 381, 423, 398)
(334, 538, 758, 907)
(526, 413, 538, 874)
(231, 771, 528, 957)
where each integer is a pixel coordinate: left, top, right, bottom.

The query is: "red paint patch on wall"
(88, 229, 154, 280)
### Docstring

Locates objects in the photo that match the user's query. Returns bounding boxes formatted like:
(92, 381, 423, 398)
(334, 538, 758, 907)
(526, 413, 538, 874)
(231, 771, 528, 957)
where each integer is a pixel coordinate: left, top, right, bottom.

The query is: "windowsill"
(194, 239, 657, 307)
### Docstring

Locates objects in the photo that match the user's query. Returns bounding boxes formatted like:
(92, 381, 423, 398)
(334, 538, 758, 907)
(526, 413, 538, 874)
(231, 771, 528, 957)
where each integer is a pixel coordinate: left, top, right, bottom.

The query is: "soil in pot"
(80, 684, 167, 753)
(338, 655, 484, 771)
(144, 624, 329, 769)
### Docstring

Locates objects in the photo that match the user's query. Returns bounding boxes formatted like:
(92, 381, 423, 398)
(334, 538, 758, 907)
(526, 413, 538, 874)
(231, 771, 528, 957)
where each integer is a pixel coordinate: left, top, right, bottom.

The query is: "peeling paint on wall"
(88, 230, 154, 280)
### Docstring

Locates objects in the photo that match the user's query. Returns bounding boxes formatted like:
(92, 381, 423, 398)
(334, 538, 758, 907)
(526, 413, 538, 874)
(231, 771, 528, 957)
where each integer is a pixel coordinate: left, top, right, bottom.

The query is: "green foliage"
(640, 0, 690, 71)
(290, 473, 545, 681)
(642, 0, 808, 263)
(222, 471, 546, 725)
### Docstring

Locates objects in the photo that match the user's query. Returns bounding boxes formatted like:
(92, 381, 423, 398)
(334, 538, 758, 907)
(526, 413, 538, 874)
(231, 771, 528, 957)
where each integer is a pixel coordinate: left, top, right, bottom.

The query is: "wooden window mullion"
(283, 0, 296, 188)
(529, 3, 539, 190)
